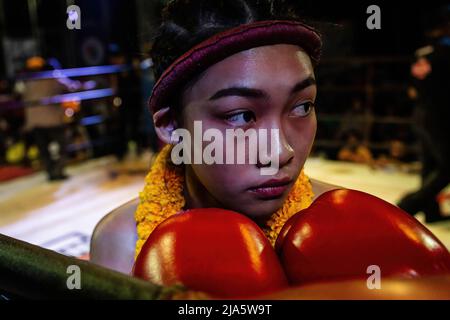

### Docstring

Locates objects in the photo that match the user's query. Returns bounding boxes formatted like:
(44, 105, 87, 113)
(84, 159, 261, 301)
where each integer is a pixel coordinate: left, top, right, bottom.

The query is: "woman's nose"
(256, 126, 294, 169)
(275, 129, 295, 168)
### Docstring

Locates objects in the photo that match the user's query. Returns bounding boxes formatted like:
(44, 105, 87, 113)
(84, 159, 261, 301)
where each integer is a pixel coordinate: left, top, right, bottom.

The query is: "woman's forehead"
(183, 44, 315, 103)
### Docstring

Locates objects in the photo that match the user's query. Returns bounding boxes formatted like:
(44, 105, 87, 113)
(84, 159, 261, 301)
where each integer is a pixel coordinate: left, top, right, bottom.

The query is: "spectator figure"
(337, 130, 373, 164)
(374, 139, 419, 173)
(16, 56, 69, 181)
(398, 8, 450, 223)
(110, 52, 143, 161)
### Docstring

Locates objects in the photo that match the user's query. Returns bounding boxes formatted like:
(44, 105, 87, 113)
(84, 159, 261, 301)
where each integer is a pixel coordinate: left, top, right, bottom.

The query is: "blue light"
(80, 115, 104, 126)
(17, 65, 129, 80)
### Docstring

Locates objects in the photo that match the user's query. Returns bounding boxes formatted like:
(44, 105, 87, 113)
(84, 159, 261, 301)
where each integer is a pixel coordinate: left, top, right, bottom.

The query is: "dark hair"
(149, 0, 316, 125)
(150, 0, 309, 81)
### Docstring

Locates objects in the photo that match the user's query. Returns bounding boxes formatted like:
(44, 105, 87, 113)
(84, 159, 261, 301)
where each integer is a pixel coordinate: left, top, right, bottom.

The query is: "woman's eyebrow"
(208, 76, 316, 101)
(290, 76, 316, 95)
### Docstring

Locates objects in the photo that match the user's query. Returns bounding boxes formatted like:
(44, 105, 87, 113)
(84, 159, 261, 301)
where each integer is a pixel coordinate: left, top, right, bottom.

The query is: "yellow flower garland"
(135, 144, 314, 257)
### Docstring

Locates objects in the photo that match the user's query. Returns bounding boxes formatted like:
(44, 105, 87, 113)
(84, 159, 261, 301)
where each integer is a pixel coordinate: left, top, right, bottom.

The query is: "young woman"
(87, 1, 450, 299)
(138, 0, 342, 255)
(91, 0, 338, 273)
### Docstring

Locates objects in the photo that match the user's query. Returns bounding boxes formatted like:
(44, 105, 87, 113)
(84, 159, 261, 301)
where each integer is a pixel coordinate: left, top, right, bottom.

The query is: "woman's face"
(175, 44, 317, 221)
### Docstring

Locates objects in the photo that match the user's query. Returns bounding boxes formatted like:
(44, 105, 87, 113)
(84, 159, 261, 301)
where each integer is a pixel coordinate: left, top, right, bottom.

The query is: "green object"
(0, 233, 184, 299)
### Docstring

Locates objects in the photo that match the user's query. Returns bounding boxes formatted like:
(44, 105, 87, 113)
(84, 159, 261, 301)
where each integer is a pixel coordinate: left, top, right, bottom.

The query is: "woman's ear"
(153, 107, 178, 145)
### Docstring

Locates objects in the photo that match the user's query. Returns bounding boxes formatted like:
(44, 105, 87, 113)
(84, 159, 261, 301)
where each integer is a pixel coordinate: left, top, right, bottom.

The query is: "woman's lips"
(248, 178, 293, 199)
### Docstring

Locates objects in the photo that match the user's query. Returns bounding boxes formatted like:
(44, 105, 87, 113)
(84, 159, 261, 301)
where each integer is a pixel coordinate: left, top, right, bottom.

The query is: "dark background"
(0, 0, 448, 163)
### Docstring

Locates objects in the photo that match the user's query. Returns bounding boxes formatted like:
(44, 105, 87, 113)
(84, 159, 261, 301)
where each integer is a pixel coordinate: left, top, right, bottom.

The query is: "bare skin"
(155, 44, 337, 226)
(89, 179, 338, 274)
(91, 44, 339, 273)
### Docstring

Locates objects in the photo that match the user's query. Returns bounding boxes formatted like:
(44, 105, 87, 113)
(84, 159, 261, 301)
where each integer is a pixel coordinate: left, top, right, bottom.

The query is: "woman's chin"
(237, 199, 285, 222)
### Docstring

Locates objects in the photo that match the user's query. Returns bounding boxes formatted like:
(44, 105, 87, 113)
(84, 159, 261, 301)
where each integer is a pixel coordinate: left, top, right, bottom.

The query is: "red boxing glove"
(133, 208, 288, 298)
(277, 189, 450, 285)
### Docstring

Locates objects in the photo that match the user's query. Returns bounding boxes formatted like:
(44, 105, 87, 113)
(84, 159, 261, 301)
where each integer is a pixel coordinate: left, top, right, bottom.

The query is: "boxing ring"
(1, 64, 450, 300)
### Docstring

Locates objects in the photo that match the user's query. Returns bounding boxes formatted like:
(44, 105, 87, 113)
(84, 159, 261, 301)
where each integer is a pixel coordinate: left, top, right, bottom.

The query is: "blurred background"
(0, 0, 449, 259)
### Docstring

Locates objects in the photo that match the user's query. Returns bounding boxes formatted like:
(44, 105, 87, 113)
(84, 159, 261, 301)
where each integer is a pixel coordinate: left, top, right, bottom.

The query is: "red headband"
(149, 20, 322, 114)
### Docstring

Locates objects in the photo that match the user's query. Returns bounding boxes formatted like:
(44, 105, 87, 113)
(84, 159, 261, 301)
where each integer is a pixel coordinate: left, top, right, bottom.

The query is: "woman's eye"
(290, 101, 314, 117)
(225, 111, 256, 125)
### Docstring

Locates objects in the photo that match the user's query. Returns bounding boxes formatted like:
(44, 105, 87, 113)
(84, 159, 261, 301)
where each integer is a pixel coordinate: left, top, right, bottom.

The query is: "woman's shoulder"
(310, 178, 342, 201)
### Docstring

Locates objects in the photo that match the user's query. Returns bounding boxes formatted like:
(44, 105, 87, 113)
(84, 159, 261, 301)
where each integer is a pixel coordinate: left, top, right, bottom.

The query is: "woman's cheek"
(193, 163, 243, 194)
(289, 115, 316, 160)
(307, 113, 317, 150)
(301, 113, 317, 152)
